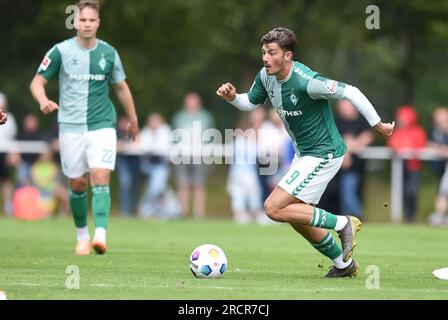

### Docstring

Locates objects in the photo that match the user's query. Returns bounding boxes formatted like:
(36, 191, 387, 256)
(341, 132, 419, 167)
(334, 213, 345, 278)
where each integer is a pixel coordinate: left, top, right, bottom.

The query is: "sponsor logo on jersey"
(324, 80, 338, 93)
(279, 109, 303, 117)
(40, 57, 52, 71)
(69, 74, 106, 81)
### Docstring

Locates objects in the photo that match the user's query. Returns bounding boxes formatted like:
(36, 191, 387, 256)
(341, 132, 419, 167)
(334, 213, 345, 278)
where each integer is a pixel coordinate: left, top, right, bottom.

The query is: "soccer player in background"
(217, 27, 394, 278)
(30, 0, 139, 255)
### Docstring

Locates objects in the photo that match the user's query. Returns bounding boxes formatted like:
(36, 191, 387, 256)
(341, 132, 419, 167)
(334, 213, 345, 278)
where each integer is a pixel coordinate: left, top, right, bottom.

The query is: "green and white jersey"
(248, 61, 347, 158)
(37, 37, 126, 133)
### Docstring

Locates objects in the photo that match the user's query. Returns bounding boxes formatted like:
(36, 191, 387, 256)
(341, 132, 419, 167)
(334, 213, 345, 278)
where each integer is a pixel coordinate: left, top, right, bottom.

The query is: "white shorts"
(278, 154, 344, 205)
(59, 128, 117, 179)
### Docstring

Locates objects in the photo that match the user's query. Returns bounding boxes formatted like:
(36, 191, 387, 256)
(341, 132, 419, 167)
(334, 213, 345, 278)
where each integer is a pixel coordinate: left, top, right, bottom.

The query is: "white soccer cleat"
(433, 267, 448, 280)
(75, 239, 91, 256)
(92, 228, 107, 254)
(0, 290, 7, 300)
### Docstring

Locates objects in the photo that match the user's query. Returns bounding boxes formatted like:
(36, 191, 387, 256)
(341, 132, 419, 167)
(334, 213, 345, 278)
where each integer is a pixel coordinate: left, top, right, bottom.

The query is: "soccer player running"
(217, 27, 394, 278)
(30, 0, 139, 256)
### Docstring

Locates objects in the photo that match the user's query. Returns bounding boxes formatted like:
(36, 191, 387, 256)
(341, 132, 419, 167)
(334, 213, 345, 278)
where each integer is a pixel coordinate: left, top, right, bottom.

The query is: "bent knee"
(264, 199, 285, 222)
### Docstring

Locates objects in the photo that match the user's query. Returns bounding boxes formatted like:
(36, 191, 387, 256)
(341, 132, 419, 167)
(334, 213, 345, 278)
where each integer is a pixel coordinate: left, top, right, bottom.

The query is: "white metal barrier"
(0, 141, 444, 223)
(359, 147, 444, 223)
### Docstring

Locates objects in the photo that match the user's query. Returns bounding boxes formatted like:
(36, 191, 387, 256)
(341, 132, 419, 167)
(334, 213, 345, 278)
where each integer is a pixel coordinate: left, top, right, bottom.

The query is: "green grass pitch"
(0, 217, 447, 299)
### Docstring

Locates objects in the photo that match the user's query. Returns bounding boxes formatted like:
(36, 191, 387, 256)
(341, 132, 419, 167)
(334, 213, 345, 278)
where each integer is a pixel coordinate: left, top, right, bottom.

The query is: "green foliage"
(1, 0, 447, 129)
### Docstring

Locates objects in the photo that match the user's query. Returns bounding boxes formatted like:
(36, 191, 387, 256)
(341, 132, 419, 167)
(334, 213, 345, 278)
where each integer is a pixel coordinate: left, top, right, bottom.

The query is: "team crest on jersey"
(324, 80, 338, 93)
(290, 91, 298, 106)
(98, 54, 107, 71)
(40, 57, 51, 71)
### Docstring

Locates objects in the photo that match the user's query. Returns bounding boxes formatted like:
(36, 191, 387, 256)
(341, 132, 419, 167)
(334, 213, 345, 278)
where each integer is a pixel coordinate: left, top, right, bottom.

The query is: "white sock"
(76, 227, 90, 241)
(334, 216, 349, 232)
(94, 227, 106, 243)
(333, 254, 352, 269)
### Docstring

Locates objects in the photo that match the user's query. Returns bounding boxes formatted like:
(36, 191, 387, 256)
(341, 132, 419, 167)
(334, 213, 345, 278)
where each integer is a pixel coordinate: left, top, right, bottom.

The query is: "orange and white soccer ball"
(189, 244, 227, 278)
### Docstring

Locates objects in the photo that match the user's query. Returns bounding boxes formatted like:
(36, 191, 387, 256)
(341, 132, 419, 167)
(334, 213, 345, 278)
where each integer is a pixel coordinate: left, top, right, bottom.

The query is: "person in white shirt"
(227, 115, 266, 224)
(0, 92, 16, 216)
(138, 113, 172, 218)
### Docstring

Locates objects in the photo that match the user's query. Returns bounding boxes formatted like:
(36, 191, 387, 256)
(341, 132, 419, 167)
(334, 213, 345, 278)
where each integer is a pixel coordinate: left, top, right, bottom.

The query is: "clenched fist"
(374, 121, 395, 139)
(216, 82, 237, 101)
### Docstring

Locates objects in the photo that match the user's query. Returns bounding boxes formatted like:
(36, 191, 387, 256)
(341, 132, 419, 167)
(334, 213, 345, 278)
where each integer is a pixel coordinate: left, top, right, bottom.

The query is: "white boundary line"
(7, 282, 448, 294)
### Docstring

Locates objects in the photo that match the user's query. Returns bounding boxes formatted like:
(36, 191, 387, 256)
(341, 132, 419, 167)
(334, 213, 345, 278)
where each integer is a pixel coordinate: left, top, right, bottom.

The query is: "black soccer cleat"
(337, 216, 362, 262)
(325, 259, 359, 278)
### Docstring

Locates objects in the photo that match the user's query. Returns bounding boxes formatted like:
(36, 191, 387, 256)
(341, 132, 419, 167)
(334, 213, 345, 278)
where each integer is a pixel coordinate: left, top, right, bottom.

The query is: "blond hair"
(77, 0, 100, 13)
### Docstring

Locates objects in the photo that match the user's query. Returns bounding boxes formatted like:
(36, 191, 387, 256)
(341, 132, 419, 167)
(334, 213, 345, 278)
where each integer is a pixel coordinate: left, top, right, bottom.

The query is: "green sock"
(311, 232, 342, 260)
(309, 207, 338, 229)
(92, 185, 111, 229)
(69, 189, 88, 228)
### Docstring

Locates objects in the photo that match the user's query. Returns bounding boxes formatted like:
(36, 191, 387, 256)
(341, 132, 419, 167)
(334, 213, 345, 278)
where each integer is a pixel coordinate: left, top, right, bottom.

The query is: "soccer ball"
(189, 244, 227, 278)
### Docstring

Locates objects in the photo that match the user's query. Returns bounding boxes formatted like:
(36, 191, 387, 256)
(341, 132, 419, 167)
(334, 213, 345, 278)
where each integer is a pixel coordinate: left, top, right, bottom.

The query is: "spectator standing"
(428, 107, 448, 180)
(16, 113, 44, 186)
(227, 115, 267, 224)
(248, 106, 272, 202)
(427, 107, 448, 226)
(116, 115, 141, 217)
(172, 92, 214, 219)
(30, 149, 70, 216)
(138, 113, 172, 218)
(335, 100, 374, 220)
(268, 109, 295, 190)
(0, 92, 18, 216)
(388, 105, 427, 223)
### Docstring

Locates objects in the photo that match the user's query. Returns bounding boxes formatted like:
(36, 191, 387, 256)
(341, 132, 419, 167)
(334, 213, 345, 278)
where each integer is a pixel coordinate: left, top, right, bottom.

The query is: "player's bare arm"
(113, 80, 139, 141)
(30, 74, 59, 114)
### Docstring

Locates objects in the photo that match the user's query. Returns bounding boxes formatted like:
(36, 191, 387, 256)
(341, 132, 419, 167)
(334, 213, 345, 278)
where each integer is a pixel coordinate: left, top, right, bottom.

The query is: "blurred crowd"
(1, 90, 448, 225)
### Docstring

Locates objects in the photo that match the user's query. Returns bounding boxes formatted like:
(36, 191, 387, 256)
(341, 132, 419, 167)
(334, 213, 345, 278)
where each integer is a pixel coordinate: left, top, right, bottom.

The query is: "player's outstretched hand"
(374, 121, 395, 139)
(127, 119, 139, 142)
(0, 110, 7, 125)
(216, 82, 236, 101)
(40, 100, 59, 114)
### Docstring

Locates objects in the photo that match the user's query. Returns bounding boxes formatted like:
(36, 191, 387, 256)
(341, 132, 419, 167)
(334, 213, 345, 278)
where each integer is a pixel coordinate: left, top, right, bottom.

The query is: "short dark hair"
(261, 27, 296, 53)
(77, 0, 100, 13)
